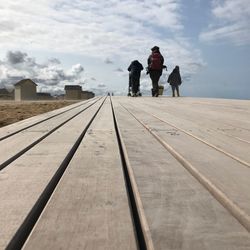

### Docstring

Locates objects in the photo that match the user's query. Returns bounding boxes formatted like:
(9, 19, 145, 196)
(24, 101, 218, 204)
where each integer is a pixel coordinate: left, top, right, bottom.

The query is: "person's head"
(174, 65, 179, 71)
(132, 60, 139, 65)
(151, 46, 160, 52)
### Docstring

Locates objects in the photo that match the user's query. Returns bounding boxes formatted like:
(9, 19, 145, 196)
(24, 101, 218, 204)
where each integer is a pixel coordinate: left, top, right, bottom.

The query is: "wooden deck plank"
(23, 99, 137, 250)
(0, 98, 98, 139)
(154, 97, 250, 121)
(113, 100, 250, 250)
(140, 97, 250, 141)
(1, 96, 249, 250)
(117, 100, 250, 225)
(0, 100, 103, 249)
(120, 98, 250, 165)
(0, 98, 100, 167)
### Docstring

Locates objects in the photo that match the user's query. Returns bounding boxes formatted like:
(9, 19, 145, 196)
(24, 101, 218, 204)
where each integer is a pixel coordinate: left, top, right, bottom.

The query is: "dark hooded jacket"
(167, 67, 182, 86)
(128, 60, 144, 78)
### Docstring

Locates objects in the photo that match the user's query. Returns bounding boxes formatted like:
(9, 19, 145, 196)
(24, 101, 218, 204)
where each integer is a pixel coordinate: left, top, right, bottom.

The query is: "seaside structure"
(65, 85, 95, 100)
(81, 90, 95, 99)
(14, 79, 37, 101)
(64, 85, 82, 100)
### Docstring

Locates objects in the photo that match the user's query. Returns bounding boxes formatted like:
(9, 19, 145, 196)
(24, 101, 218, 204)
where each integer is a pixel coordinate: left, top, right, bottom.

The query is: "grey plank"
(23, 99, 137, 250)
(0, 98, 100, 167)
(118, 99, 250, 229)
(139, 97, 250, 141)
(0, 100, 102, 249)
(0, 98, 98, 139)
(121, 99, 250, 165)
(113, 99, 250, 250)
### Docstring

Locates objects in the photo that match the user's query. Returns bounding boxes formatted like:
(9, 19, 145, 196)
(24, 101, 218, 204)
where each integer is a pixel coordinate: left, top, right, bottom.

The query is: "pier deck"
(0, 96, 250, 250)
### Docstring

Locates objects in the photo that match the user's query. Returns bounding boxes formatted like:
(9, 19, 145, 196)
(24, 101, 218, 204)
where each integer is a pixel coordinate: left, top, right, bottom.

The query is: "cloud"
(7, 51, 27, 64)
(97, 83, 106, 88)
(0, 0, 205, 92)
(0, 50, 86, 93)
(48, 58, 61, 65)
(114, 68, 124, 72)
(200, 0, 250, 45)
(0, 1, 201, 60)
(70, 64, 84, 74)
(104, 58, 114, 64)
(88, 87, 108, 96)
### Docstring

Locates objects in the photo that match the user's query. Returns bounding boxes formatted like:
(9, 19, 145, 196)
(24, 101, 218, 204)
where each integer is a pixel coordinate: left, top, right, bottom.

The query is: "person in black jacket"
(127, 60, 144, 97)
(167, 66, 182, 97)
(147, 46, 165, 97)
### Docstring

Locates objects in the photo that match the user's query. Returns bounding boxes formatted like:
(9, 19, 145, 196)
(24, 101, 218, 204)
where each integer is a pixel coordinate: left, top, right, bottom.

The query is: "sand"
(0, 100, 80, 128)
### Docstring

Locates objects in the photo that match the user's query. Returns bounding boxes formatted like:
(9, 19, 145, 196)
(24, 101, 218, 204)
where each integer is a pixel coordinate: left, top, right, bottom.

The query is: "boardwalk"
(0, 96, 250, 250)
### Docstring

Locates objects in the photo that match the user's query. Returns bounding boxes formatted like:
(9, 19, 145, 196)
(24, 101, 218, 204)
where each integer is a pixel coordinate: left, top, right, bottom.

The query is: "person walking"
(167, 66, 182, 97)
(147, 46, 164, 97)
(127, 60, 144, 97)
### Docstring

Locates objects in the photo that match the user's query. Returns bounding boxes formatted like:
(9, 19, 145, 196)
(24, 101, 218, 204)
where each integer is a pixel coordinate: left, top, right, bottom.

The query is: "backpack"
(150, 52, 162, 70)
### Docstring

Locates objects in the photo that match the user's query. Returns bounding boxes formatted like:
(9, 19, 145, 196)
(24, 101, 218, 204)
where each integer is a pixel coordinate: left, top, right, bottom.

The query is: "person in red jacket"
(147, 46, 165, 97)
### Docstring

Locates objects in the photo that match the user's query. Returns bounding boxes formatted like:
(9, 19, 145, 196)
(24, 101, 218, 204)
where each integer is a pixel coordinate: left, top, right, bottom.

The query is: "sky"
(0, 0, 249, 99)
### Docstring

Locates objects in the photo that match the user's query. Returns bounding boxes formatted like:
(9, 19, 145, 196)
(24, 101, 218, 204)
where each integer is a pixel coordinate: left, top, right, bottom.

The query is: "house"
(14, 79, 37, 101)
(65, 85, 95, 100)
(64, 85, 82, 100)
(81, 91, 95, 99)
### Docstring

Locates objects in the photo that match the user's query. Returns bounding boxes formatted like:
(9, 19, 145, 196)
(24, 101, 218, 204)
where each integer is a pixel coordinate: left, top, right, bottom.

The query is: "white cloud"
(0, 0, 205, 94)
(104, 58, 114, 64)
(200, 0, 250, 45)
(0, 1, 198, 57)
(97, 84, 106, 88)
(114, 67, 124, 72)
(0, 50, 86, 94)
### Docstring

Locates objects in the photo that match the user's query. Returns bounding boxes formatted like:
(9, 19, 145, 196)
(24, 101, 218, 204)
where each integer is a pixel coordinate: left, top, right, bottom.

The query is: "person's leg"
(153, 79, 159, 96)
(171, 86, 175, 97)
(151, 71, 161, 97)
(134, 77, 139, 95)
(176, 85, 180, 97)
(131, 76, 137, 96)
(150, 74, 155, 96)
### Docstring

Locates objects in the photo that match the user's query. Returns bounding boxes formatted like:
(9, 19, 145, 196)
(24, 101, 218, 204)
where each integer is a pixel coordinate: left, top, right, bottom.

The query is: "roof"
(14, 79, 37, 86)
(64, 85, 82, 90)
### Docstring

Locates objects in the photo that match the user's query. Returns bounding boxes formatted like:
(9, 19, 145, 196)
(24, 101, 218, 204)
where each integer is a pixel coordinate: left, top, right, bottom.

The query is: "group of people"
(127, 46, 182, 97)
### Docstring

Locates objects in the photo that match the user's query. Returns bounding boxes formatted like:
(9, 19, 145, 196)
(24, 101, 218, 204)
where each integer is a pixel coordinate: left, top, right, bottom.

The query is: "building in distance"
(14, 79, 37, 101)
(64, 85, 95, 100)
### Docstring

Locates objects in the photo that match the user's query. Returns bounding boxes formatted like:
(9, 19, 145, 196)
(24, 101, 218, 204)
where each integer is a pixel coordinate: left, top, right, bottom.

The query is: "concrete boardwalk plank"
(125, 98, 250, 164)
(0, 98, 101, 167)
(118, 100, 250, 226)
(23, 99, 137, 250)
(0, 100, 103, 249)
(113, 100, 250, 250)
(0, 98, 98, 140)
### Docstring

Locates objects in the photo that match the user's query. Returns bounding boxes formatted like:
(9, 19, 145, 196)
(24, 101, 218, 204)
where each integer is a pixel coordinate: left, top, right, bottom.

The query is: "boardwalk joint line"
(5, 97, 107, 250)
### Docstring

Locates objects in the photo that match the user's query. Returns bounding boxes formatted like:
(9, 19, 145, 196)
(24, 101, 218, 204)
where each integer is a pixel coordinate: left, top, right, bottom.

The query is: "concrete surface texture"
(0, 96, 249, 250)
